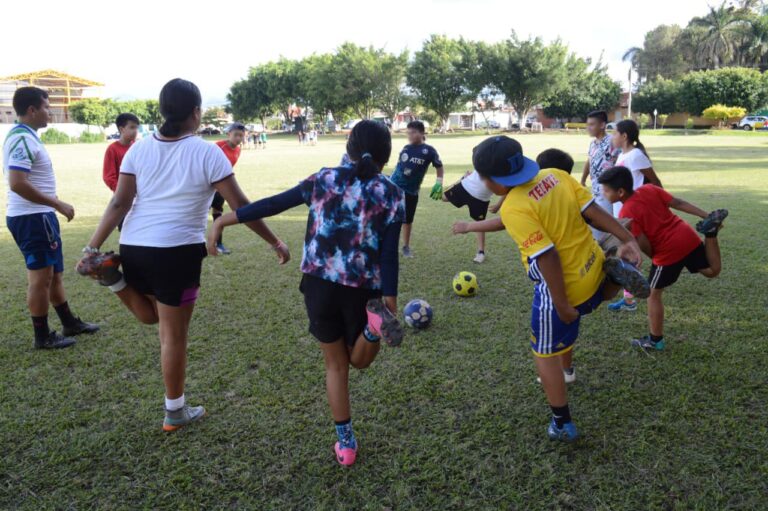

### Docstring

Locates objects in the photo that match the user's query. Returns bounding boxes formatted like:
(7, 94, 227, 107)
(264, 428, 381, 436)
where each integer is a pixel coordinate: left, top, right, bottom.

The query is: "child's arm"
(452, 217, 505, 235)
(582, 203, 643, 265)
(102, 149, 118, 192)
(640, 167, 662, 187)
(579, 160, 590, 187)
(668, 197, 708, 219)
(536, 248, 579, 324)
(489, 193, 508, 214)
(429, 165, 446, 200)
(380, 221, 402, 314)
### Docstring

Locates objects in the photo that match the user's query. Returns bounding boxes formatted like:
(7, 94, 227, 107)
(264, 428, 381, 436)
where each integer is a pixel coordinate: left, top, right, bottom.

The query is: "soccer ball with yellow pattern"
(452, 271, 479, 297)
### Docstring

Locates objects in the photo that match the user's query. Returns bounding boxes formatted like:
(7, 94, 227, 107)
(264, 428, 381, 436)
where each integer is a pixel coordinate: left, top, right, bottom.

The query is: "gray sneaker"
(163, 404, 206, 432)
(402, 246, 413, 258)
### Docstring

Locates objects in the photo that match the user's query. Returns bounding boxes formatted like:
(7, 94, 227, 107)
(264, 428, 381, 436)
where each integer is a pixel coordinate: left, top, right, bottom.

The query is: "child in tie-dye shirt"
(209, 120, 405, 467)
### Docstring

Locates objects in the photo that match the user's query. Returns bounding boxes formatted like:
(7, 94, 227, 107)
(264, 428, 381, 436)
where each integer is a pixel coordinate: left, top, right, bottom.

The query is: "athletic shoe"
(473, 251, 486, 264)
(162, 404, 206, 432)
(547, 418, 579, 442)
(62, 318, 100, 337)
(607, 298, 638, 312)
(631, 335, 665, 351)
(696, 209, 728, 235)
(216, 243, 232, 255)
(536, 368, 576, 385)
(366, 298, 404, 347)
(603, 257, 650, 299)
(34, 331, 76, 350)
(334, 441, 358, 466)
(402, 246, 413, 258)
(76, 251, 122, 285)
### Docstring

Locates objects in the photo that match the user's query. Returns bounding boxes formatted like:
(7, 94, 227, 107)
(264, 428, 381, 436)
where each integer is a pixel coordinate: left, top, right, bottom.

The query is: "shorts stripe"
(650, 265, 664, 288)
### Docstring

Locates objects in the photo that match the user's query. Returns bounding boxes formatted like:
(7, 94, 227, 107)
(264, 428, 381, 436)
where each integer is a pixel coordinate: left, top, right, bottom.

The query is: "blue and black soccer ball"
(403, 299, 433, 329)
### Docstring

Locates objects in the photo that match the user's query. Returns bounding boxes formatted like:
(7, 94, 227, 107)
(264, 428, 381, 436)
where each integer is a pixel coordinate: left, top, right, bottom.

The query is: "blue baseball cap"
(472, 136, 540, 187)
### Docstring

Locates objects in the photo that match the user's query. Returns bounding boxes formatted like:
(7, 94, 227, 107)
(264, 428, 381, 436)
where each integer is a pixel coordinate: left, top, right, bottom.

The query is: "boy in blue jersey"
(3, 87, 98, 349)
(389, 121, 444, 257)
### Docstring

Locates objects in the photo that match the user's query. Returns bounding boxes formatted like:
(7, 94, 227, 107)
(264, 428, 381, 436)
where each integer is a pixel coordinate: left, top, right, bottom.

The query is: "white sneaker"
(536, 368, 576, 384)
(473, 251, 486, 264)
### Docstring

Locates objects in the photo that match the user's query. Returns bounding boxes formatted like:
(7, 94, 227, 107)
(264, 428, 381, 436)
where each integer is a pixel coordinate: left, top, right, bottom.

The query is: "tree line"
(69, 98, 162, 128)
(227, 34, 621, 129)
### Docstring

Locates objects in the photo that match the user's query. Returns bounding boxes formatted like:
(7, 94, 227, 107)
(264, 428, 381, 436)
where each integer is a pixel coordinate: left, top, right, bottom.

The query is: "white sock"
(165, 394, 185, 411)
(108, 277, 127, 293)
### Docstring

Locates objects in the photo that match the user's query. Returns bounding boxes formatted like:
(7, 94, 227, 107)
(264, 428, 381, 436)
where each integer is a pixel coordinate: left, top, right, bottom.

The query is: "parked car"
(737, 115, 768, 130)
(606, 122, 617, 130)
(476, 120, 501, 130)
(199, 127, 221, 136)
(106, 132, 120, 140)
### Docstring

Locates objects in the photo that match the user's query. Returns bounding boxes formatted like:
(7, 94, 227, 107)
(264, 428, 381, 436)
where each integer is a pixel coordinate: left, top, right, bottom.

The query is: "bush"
(658, 114, 669, 128)
(78, 131, 105, 143)
(679, 67, 768, 116)
(702, 104, 747, 127)
(40, 128, 72, 144)
(637, 113, 651, 128)
(685, 118, 695, 130)
(564, 122, 587, 129)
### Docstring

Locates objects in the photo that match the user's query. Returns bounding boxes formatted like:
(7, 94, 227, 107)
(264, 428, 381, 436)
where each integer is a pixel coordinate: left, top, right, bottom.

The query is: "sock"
(335, 418, 357, 449)
(212, 212, 223, 245)
(650, 334, 664, 343)
(32, 315, 50, 341)
(477, 250, 485, 254)
(705, 231, 718, 238)
(563, 367, 574, 376)
(362, 324, 380, 343)
(165, 394, 185, 411)
(108, 277, 128, 293)
(54, 301, 78, 328)
(551, 404, 572, 428)
(623, 290, 636, 304)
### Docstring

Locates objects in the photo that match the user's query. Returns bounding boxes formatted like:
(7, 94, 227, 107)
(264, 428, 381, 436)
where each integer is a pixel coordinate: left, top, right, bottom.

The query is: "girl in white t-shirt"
(609, 119, 662, 312)
(76, 79, 290, 432)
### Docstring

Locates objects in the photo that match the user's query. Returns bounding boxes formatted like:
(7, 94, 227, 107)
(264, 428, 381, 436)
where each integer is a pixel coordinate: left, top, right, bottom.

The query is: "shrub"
(78, 131, 105, 143)
(40, 128, 72, 144)
(702, 104, 747, 127)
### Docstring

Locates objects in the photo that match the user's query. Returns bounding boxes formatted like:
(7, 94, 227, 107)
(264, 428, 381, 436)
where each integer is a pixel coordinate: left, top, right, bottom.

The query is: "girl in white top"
(77, 79, 290, 431)
(611, 119, 662, 216)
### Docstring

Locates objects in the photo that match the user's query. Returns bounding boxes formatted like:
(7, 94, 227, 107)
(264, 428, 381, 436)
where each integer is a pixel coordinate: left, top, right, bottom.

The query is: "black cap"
(472, 136, 540, 187)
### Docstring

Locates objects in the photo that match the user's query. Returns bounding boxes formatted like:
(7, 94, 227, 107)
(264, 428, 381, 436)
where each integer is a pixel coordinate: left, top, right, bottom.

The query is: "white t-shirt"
(614, 148, 652, 216)
(2, 124, 56, 217)
(460, 170, 493, 202)
(119, 134, 233, 247)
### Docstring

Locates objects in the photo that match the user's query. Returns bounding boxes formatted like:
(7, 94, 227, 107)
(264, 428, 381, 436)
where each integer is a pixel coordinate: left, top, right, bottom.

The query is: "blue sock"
(362, 325, 380, 343)
(335, 419, 357, 449)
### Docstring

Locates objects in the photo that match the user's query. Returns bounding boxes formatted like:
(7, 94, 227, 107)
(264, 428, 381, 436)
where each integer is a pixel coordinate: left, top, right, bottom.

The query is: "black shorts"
(404, 193, 419, 224)
(120, 243, 207, 306)
(211, 192, 225, 211)
(649, 243, 709, 289)
(444, 182, 490, 221)
(300, 274, 381, 346)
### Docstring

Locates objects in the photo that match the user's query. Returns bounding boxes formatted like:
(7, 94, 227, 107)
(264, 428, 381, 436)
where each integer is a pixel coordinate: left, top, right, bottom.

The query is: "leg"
(402, 223, 412, 248)
(535, 355, 568, 407)
(648, 288, 664, 337)
(699, 237, 721, 278)
(320, 340, 351, 422)
(27, 267, 54, 317)
(560, 348, 573, 370)
(49, 271, 67, 307)
(476, 232, 485, 253)
(349, 336, 380, 369)
(115, 286, 159, 325)
(157, 301, 195, 400)
(602, 280, 622, 301)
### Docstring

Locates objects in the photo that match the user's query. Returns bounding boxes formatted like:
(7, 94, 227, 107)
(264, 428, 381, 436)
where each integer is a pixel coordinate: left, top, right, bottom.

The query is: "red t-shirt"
(216, 140, 241, 167)
(619, 185, 702, 266)
(103, 140, 133, 192)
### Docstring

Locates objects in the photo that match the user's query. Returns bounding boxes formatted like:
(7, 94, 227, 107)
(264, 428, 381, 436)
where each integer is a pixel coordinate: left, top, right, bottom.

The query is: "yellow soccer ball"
(452, 271, 479, 297)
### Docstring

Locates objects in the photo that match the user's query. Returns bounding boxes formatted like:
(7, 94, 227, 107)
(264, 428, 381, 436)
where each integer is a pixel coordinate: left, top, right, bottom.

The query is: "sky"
(2, 0, 714, 106)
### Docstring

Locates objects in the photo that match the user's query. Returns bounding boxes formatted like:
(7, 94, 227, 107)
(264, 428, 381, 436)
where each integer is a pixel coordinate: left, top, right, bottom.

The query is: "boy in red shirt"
(103, 113, 139, 230)
(211, 123, 245, 254)
(599, 166, 728, 350)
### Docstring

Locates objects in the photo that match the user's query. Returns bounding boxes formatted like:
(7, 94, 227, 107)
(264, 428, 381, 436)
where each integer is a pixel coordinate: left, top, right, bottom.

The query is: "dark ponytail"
(345, 120, 392, 181)
(158, 78, 202, 137)
(616, 119, 651, 162)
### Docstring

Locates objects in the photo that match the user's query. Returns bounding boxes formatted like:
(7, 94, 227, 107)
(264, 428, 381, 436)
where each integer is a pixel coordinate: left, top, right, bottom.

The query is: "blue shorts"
(6, 212, 64, 273)
(530, 282, 605, 357)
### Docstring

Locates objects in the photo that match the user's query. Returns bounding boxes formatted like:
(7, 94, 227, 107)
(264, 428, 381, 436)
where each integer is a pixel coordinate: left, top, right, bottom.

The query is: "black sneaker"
(604, 257, 651, 299)
(34, 331, 76, 349)
(62, 318, 100, 337)
(696, 209, 728, 235)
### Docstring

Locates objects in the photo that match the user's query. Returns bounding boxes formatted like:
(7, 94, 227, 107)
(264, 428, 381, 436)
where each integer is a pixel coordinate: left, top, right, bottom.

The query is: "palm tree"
(691, 2, 747, 68)
(743, 15, 768, 68)
(621, 46, 643, 70)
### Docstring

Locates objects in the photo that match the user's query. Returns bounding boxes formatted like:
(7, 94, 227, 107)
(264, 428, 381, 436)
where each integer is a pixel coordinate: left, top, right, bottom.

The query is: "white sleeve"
(207, 144, 233, 184)
(630, 150, 652, 170)
(5, 135, 34, 171)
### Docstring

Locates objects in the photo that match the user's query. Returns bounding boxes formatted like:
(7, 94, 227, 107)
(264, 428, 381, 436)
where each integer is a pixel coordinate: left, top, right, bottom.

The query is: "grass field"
(1, 132, 767, 510)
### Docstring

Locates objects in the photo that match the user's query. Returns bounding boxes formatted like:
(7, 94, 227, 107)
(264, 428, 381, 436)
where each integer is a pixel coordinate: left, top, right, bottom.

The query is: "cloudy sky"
(2, 0, 713, 106)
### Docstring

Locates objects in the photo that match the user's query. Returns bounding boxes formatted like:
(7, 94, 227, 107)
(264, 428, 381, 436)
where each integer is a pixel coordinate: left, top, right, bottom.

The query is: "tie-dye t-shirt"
(298, 166, 405, 290)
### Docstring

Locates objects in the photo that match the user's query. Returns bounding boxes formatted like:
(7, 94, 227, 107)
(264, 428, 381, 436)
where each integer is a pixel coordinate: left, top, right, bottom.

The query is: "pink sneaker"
(366, 298, 404, 347)
(334, 442, 358, 466)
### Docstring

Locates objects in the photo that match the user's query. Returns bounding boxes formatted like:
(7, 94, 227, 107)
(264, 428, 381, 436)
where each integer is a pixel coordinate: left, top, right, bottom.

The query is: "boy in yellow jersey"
(452, 137, 649, 442)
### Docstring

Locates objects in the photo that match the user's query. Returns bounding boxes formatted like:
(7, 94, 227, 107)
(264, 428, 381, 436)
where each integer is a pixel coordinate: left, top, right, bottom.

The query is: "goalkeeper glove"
(429, 178, 443, 200)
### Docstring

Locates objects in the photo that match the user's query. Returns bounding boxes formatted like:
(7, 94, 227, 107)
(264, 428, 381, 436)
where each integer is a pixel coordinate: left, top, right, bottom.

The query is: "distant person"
(580, 111, 620, 241)
(389, 121, 445, 258)
(3, 86, 98, 349)
(295, 115, 305, 144)
(259, 130, 267, 149)
(76, 79, 289, 432)
(211, 123, 245, 255)
(103, 113, 139, 230)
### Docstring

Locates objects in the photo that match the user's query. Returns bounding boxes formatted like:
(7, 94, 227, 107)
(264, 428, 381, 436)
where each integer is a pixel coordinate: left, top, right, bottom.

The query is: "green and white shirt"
(2, 124, 56, 217)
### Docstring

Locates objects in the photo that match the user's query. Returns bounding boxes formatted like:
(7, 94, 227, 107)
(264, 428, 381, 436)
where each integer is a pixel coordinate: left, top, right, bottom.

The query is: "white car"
(738, 115, 768, 131)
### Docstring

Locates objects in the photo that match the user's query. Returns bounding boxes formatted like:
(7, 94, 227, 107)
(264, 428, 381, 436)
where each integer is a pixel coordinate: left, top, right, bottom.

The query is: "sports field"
(1, 132, 766, 510)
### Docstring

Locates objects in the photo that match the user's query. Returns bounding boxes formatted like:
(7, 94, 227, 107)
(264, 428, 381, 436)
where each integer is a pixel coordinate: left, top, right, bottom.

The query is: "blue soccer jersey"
(389, 143, 442, 195)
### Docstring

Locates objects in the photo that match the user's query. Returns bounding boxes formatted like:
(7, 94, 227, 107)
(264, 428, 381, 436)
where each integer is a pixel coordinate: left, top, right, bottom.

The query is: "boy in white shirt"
(442, 170, 494, 263)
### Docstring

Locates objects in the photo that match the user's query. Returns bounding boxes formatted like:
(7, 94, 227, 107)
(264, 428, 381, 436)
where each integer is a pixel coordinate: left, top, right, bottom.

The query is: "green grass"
(1, 133, 767, 510)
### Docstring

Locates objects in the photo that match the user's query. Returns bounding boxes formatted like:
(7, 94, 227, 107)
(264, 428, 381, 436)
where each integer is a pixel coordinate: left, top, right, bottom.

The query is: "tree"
(227, 64, 282, 126)
(690, 2, 746, 68)
(632, 77, 681, 115)
(483, 35, 570, 126)
(543, 57, 621, 119)
(635, 25, 690, 80)
(407, 35, 477, 130)
(679, 67, 768, 114)
(702, 103, 747, 126)
(202, 106, 227, 127)
(144, 100, 162, 125)
(374, 50, 412, 125)
(330, 43, 388, 120)
(70, 98, 109, 129)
